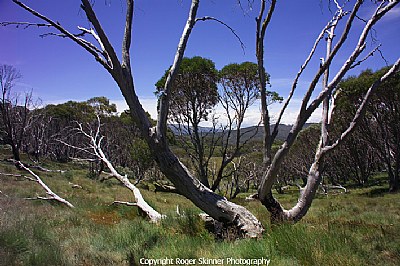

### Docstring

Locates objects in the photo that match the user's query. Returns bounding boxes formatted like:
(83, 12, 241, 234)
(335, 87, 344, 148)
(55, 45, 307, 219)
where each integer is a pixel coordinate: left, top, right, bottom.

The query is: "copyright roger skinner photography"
(1, 0, 399, 265)
(140, 257, 271, 265)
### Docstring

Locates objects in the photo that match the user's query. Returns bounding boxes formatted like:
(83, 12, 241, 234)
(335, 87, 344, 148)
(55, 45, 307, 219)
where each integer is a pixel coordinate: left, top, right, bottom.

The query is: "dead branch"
(195, 16, 245, 53)
(110, 200, 137, 207)
(154, 182, 180, 194)
(273, 9, 348, 136)
(0, 21, 52, 28)
(0, 171, 34, 181)
(320, 184, 347, 194)
(13, 161, 74, 208)
(156, 0, 200, 139)
(245, 193, 258, 201)
(10, 0, 112, 71)
(350, 44, 383, 70)
(323, 56, 400, 153)
(30, 165, 66, 173)
(64, 115, 163, 222)
(69, 182, 83, 189)
(258, 0, 399, 202)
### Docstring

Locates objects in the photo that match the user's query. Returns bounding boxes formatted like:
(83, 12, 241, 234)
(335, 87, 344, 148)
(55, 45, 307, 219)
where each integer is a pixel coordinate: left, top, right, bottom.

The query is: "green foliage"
(330, 66, 400, 190)
(86, 96, 117, 116)
(0, 229, 30, 261)
(155, 56, 219, 122)
(219, 61, 282, 105)
(120, 109, 155, 127)
(162, 208, 208, 237)
(336, 66, 400, 125)
(44, 100, 96, 122)
(63, 170, 74, 181)
(0, 211, 66, 266)
(130, 137, 154, 174)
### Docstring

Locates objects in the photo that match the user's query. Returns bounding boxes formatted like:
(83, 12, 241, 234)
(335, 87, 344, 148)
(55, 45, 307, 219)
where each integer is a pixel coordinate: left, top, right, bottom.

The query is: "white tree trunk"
(15, 161, 74, 208)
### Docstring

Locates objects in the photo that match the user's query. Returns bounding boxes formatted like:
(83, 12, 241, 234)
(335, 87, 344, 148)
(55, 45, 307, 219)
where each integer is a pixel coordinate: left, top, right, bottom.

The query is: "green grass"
(1, 150, 399, 265)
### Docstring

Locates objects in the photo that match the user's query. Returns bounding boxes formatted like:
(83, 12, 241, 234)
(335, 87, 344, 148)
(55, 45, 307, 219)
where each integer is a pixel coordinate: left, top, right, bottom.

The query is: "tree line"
(1, 62, 399, 196)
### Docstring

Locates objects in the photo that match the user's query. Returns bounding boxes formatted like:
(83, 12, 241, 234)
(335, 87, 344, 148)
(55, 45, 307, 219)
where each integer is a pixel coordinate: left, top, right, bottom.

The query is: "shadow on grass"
(362, 187, 388, 197)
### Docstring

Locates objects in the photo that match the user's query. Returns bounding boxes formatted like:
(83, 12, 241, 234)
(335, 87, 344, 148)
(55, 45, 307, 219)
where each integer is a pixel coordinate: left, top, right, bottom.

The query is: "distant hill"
(224, 123, 315, 143)
(169, 123, 316, 143)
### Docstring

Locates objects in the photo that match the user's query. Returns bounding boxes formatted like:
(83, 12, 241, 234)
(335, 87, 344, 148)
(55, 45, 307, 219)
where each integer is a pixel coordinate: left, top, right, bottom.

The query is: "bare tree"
(0, 64, 33, 162)
(59, 116, 163, 222)
(255, 0, 400, 222)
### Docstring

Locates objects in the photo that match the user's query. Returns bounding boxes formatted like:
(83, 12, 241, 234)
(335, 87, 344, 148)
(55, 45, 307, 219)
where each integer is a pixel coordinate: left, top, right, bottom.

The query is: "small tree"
(211, 61, 274, 191)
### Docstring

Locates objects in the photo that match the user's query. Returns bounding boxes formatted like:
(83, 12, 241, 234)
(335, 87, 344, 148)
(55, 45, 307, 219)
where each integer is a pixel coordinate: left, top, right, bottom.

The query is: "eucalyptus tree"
(156, 56, 219, 187)
(334, 68, 400, 191)
(211, 61, 280, 191)
(87, 96, 117, 116)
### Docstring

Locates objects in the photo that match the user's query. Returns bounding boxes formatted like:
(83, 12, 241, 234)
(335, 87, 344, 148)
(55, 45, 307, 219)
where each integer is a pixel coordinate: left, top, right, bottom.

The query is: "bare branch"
(0, 190, 8, 197)
(80, 0, 120, 71)
(306, 0, 399, 119)
(326, 0, 396, 89)
(77, 26, 107, 54)
(300, 1, 363, 119)
(157, 0, 200, 140)
(256, 0, 276, 165)
(258, 1, 400, 214)
(324, 56, 400, 153)
(0, 21, 52, 28)
(122, 0, 134, 70)
(56, 139, 97, 157)
(110, 200, 137, 207)
(63, 116, 163, 222)
(0, 171, 35, 181)
(350, 44, 382, 70)
(11, 0, 111, 71)
(195, 16, 245, 53)
(39, 28, 86, 39)
(272, 9, 348, 137)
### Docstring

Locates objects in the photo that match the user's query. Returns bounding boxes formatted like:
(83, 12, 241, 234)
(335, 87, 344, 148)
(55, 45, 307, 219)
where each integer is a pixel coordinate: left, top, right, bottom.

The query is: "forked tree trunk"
(147, 141, 264, 237)
(257, 0, 400, 224)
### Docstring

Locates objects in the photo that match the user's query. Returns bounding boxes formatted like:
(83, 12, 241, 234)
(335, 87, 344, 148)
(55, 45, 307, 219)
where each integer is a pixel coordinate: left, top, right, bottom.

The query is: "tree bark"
(389, 168, 399, 192)
(147, 142, 263, 237)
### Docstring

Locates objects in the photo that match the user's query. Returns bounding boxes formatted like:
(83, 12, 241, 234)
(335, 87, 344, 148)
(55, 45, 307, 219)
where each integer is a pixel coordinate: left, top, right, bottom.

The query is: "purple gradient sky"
(1, 1, 399, 124)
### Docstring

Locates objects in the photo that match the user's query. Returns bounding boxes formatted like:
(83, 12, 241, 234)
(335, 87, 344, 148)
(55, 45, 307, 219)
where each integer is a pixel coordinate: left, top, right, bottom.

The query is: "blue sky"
(1, 0, 399, 125)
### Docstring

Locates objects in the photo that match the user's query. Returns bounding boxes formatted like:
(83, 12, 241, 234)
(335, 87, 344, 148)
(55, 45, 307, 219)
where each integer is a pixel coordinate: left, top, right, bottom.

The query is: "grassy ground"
(0, 151, 399, 265)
